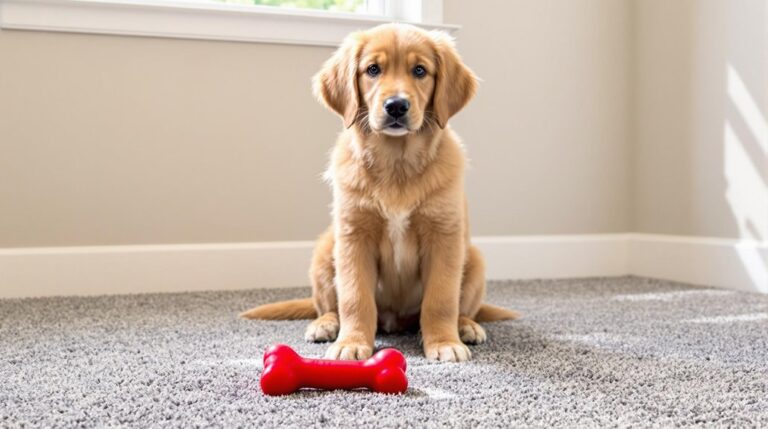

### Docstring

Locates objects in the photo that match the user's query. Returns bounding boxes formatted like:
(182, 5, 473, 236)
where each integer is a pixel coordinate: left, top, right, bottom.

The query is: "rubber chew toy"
(260, 344, 408, 395)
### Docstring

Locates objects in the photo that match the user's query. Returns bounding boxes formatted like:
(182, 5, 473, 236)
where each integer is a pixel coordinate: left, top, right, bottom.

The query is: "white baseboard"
(627, 234, 768, 294)
(0, 242, 315, 299)
(0, 234, 765, 298)
(474, 235, 628, 280)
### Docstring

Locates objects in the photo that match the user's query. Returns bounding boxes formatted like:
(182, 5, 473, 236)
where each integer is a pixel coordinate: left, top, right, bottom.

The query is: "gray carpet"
(1, 276, 767, 428)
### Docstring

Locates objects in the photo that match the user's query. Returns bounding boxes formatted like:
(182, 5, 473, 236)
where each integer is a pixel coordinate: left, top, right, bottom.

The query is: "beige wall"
(0, 0, 634, 247)
(0, 32, 338, 246)
(4, 1, 763, 248)
(15, 1, 763, 247)
(444, 0, 632, 236)
(632, 0, 768, 240)
(0, 0, 629, 247)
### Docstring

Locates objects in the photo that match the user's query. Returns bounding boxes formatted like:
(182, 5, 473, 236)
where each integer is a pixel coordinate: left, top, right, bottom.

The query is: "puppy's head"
(313, 24, 477, 136)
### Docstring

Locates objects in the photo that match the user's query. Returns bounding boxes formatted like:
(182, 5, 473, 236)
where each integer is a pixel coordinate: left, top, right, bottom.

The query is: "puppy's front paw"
(325, 340, 373, 360)
(424, 341, 472, 362)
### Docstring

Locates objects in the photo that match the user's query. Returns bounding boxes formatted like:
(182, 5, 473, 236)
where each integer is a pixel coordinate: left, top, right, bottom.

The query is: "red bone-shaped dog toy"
(260, 344, 408, 395)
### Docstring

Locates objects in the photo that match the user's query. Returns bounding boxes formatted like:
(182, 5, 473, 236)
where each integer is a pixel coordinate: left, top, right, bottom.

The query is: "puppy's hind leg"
(305, 312, 339, 342)
(305, 227, 340, 343)
(459, 245, 488, 345)
(459, 245, 520, 344)
(459, 316, 487, 345)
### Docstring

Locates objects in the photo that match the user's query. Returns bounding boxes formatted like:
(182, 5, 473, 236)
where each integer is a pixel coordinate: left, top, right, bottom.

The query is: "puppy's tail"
(240, 300, 518, 322)
(474, 304, 521, 323)
(239, 298, 317, 320)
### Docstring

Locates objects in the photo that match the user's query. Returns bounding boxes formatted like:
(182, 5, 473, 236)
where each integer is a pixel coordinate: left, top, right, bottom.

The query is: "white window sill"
(0, 0, 459, 47)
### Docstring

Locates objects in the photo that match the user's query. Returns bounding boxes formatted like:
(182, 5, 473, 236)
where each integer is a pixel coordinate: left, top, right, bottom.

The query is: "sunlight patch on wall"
(723, 63, 768, 292)
(727, 65, 768, 155)
(724, 123, 767, 240)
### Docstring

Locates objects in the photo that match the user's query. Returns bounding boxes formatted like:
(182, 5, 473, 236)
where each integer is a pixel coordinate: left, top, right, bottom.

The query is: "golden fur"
(241, 24, 519, 362)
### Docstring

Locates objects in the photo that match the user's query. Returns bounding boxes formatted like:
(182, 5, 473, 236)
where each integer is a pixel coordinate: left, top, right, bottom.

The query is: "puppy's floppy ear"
(430, 31, 478, 128)
(312, 33, 363, 128)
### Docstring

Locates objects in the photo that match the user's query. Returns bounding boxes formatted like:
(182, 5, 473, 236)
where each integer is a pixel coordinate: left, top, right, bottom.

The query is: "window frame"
(0, 0, 457, 47)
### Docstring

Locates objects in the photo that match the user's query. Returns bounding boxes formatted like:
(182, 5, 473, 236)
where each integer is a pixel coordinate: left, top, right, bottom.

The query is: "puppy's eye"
(413, 65, 427, 78)
(367, 64, 381, 77)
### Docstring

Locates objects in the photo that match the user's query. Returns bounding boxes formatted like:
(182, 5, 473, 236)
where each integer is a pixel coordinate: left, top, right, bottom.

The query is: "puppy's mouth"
(380, 119, 410, 137)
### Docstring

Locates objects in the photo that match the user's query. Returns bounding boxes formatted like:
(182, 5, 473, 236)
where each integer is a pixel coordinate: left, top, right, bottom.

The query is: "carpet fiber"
(1, 276, 767, 427)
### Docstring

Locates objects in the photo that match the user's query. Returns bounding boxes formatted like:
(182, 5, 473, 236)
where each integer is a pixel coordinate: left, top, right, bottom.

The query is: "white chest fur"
(385, 210, 411, 272)
(377, 209, 422, 322)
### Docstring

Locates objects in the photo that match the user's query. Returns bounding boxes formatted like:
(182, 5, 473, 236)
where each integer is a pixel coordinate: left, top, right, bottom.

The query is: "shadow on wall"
(720, 1, 767, 291)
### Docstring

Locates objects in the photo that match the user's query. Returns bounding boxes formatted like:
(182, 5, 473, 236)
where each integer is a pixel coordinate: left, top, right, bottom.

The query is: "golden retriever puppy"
(241, 23, 518, 362)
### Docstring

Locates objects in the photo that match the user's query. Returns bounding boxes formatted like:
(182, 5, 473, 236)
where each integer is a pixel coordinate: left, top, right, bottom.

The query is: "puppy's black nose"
(383, 97, 410, 119)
